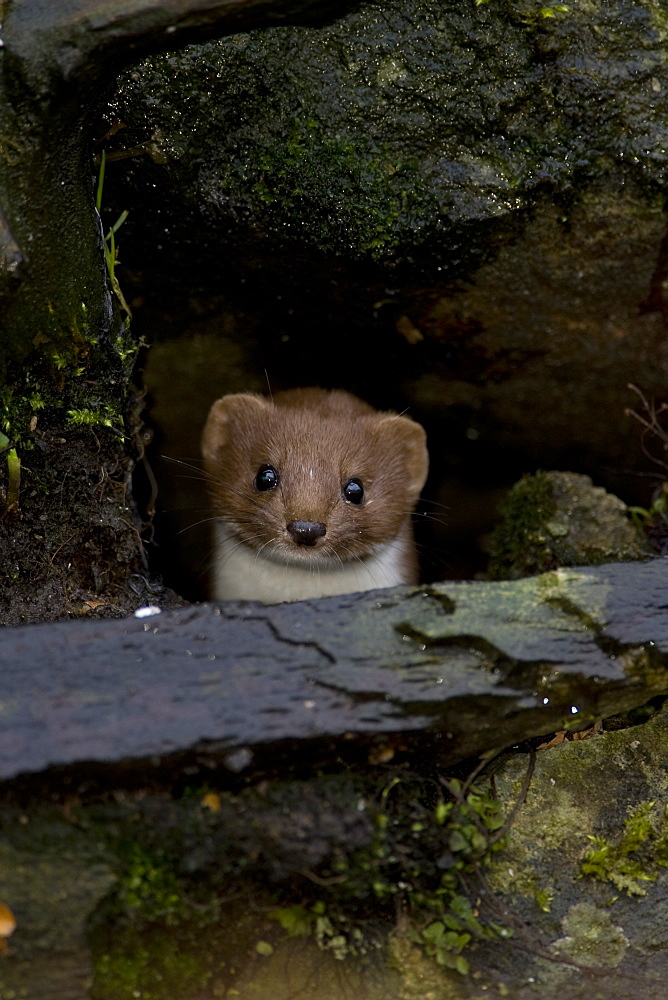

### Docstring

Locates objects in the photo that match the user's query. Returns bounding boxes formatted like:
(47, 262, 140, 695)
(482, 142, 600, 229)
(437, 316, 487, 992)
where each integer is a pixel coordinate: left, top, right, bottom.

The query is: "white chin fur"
(210, 523, 408, 603)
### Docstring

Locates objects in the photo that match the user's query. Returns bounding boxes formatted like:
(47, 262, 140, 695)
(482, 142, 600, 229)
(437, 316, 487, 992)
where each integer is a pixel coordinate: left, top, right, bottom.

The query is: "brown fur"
(201, 387, 429, 597)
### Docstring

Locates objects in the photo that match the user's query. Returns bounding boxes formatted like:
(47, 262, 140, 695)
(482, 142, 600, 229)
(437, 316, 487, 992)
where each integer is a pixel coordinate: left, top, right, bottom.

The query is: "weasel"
(201, 387, 429, 603)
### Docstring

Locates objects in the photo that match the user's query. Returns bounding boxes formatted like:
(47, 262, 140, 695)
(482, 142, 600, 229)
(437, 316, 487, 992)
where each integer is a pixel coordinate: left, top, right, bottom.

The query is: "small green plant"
(414, 915, 472, 975)
(66, 407, 119, 430)
(269, 770, 520, 975)
(0, 430, 21, 515)
(96, 150, 132, 317)
(406, 779, 513, 974)
(581, 800, 668, 896)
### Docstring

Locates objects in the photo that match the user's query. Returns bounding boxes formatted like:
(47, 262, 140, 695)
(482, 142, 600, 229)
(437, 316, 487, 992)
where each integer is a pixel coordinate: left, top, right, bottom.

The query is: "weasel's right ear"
(201, 393, 269, 464)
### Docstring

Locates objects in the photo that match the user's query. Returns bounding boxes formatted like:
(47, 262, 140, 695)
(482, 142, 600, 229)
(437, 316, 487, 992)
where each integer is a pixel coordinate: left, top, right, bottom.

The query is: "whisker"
(215, 531, 268, 572)
(160, 455, 213, 483)
(176, 515, 226, 537)
(161, 455, 269, 514)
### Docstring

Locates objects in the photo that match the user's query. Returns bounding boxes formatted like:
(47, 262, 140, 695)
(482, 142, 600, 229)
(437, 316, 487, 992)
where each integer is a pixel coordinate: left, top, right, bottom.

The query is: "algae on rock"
(480, 700, 668, 998)
(106, 0, 668, 271)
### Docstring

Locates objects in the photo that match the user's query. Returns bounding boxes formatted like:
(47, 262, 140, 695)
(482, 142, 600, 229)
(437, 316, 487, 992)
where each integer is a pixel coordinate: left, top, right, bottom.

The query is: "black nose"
(287, 520, 327, 546)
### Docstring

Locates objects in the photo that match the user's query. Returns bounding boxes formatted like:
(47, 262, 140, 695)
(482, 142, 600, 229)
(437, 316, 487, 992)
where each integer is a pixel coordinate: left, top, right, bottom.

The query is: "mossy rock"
(487, 471, 652, 579)
(480, 699, 668, 998)
(106, 0, 668, 272)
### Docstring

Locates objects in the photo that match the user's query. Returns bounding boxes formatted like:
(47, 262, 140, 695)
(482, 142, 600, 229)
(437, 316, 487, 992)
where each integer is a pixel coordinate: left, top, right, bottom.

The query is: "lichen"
(486, 756, 602, 904)
(551, 901, 629, 969)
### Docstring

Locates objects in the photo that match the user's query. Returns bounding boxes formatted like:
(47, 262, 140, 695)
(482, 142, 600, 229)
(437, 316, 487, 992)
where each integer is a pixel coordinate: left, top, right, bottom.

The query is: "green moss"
(230, 117, 431, 259)
(93, 926, 212, 1000)
(0, 154, 136, 467)
(112, 844, 185, 924)
(487, 471, 649, 579)
(581, 800, 668, 895)
(90, 839, 223, 999)
(476, 0, 572, 23)
(0, 329, 133, 459)
(487, 471, 556, 579)
(66, 407, 121, 432)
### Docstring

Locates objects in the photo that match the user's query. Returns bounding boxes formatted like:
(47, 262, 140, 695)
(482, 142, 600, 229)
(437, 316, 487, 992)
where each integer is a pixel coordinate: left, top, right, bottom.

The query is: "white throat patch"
(209, 523, 409, 603)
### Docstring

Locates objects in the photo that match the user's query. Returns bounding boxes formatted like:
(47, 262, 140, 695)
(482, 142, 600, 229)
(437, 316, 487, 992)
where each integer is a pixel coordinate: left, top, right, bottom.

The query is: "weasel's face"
(201, 389, 429, 569)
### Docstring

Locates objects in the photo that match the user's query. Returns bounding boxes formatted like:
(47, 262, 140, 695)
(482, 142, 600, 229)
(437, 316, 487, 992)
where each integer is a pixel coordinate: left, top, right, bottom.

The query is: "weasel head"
(201, 388, 428, 570)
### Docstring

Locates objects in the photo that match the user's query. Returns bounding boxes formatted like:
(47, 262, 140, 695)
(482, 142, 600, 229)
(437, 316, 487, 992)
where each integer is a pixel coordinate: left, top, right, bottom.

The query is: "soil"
(0, 414, 186, 627)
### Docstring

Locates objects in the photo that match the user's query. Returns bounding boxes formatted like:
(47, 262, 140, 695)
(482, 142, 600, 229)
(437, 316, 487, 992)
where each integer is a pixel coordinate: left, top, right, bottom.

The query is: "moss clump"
(487, 471, 650, 579)
(581, 800, 668, 896)
(90, 839, 223, 1000)
(220, 117, 432, 260)
(487, 471, 555, 579)
(66, 407, 122, 433)
(111, 844, 186, 925)
(0, 327, 134, 451)
(92, 925, 213, 1000)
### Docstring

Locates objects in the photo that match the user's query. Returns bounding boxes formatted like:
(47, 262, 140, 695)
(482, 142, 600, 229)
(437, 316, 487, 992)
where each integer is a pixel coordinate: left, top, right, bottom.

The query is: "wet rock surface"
(487, 471, 653, 579)
(106, 0, 668, 273)
(478, 700, 668, 999)
(1, 558, 667, 784)
(1, 571, 668, 999)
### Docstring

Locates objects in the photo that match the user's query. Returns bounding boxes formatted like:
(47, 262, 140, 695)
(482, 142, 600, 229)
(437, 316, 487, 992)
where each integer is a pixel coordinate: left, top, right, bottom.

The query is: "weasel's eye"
(255, 465, 279, 492)
(343, 478, 364, 504)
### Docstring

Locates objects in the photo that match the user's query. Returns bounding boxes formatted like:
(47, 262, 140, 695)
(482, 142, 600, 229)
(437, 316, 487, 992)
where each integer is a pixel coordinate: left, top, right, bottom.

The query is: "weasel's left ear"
(376, 414, 429, 500)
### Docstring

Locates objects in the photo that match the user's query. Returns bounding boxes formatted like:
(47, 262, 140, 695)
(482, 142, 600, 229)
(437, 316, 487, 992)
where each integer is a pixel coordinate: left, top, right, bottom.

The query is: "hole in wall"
(127, 269, 661, 604)
(128, 302, 510, 601)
